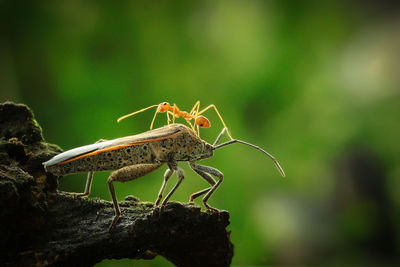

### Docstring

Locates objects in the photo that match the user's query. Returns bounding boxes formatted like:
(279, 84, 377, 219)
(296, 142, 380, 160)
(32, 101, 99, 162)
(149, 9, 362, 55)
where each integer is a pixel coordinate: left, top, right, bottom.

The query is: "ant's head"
(195, 115, 211, 128)
(157, 102, 170, 113)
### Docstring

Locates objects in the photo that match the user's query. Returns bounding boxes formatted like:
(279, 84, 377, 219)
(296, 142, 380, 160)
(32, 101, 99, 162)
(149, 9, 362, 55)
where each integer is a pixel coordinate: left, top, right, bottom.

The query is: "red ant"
(117, 101, 233, 140)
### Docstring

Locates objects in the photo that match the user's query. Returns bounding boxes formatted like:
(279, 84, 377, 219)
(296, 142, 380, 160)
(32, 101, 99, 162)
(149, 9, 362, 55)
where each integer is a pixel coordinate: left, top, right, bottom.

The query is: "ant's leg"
(167, 110, 195, 130)
(189, 162, 223, 212)
(184, 118, 196, 132)
(161, 162, 185, 206)
(107, 163, 162, 232)
(188, 161, 216, 202)
(189, 120, 197, 132)
(155, 167, 174, 206)
(166, 111, 171, 125)
(168, 110, 196, 131)
(150, 110, 160, 129)
(172, 104, 178, 124)
(167, 111, 176, 118)
(189, 100, 200, 116)
(196, 104, 233, 140)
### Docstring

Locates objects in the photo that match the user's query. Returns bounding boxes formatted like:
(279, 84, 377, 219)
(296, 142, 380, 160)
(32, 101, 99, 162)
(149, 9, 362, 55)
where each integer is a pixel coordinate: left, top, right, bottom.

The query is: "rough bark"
(0, 101, 233, 266)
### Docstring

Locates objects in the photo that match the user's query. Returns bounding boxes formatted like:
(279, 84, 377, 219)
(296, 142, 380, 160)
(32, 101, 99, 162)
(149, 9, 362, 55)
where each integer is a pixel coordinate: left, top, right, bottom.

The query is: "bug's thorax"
(156, 124, 214, 162)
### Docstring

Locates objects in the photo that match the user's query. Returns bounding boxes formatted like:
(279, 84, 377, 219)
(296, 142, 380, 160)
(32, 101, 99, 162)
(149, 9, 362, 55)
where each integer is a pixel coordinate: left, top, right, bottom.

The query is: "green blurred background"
(1, 0, 399, 265)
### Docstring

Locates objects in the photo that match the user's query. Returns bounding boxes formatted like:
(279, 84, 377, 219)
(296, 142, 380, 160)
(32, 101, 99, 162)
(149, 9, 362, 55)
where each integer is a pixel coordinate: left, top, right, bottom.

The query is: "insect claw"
(207, 207, 220, 213)
(203, 202, 220, 213)
(152, 206, 162, 217)
(157, 204, 167, 213)
(70, 192, 89, 198)
(108, 215, 120, 232)
(190, 202, 196, 207)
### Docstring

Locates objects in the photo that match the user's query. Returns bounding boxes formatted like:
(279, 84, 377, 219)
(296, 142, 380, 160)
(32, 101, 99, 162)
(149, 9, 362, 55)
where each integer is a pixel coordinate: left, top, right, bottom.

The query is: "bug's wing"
(43, 139, 119, 167)
(111, 123, 185, 146)
(43, 124, 189, 167)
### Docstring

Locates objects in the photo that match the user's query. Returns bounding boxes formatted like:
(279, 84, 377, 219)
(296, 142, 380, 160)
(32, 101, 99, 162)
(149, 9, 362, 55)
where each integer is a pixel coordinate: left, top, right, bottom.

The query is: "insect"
(43, 124, 285, 232)
(117, 101, 234, 140)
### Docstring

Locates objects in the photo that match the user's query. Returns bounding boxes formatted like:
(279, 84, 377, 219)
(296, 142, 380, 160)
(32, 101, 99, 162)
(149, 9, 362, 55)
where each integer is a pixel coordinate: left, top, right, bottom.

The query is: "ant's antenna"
(117, 104, 159, 123)
(213, 139, 285, 177)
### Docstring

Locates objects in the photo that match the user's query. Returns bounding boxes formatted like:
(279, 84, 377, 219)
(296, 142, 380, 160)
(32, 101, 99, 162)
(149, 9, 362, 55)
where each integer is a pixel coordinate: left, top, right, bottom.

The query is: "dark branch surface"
(0, 102, 234, 266)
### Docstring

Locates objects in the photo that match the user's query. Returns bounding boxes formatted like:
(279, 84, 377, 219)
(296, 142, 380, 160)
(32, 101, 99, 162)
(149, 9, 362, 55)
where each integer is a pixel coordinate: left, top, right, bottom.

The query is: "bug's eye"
(162, 102, 168, 106)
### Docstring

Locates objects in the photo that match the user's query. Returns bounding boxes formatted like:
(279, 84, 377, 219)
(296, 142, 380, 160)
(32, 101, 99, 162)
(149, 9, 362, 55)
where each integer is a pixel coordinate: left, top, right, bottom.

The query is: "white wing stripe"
(43, 139, 119, 167)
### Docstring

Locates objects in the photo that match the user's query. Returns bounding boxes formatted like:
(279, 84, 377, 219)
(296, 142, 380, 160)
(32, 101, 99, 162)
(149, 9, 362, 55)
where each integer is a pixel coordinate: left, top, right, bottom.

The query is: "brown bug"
(117, 101, 234, 139)
(43, 124, 285, 231)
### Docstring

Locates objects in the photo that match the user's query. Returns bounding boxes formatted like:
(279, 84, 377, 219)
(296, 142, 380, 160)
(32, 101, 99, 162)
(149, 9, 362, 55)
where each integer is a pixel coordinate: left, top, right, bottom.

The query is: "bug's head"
(195, 115, 211, 128)
(157, 102, 170, 113)
(198, 142, 214, 160)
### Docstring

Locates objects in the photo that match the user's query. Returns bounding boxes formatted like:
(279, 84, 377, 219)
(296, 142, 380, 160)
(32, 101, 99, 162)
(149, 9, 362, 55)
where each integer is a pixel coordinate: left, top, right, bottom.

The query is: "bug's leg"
(189, 162, 223, 212)
(196, 104, 233, 140)
(75, 171, 94, 198)
(161, 162, 185, 206)
(107, 176, 120, 232)
(213, 128, 227, 146)
(188, 162, 216, 202)
(73, 139, 108, 198)
(155, 168, 174, 206)
(107, 163, 162, 232)
(189, 188, 210, 202)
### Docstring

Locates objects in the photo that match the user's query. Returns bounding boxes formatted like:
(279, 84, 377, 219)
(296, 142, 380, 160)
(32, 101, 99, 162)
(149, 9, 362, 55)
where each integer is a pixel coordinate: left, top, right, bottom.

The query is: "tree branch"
(0, 102, 234, 266)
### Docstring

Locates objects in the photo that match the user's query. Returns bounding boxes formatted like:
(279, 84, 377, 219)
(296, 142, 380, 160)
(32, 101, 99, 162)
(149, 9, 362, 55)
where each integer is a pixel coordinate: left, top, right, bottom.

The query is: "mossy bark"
(0, 102, 233, 266)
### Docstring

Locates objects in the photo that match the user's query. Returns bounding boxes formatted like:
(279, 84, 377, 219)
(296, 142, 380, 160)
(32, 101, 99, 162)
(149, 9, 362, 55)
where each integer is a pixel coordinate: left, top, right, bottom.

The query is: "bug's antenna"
(117, 104, 159, 123)
(213, 139, 285, 177)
